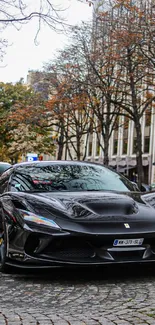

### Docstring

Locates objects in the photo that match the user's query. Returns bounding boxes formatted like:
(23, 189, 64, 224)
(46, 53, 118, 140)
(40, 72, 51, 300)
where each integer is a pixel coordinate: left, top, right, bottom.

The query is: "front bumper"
(6, 225, 155, 268)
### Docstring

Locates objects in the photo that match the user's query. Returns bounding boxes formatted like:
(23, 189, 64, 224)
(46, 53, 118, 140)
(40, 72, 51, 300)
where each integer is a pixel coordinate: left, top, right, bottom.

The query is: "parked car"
(0, 160, 155, 272)
(140, 183, 151, 192)
(0, 162, 12, 175)
(150, 183, 155, 191)
(131, 182, 151, 192)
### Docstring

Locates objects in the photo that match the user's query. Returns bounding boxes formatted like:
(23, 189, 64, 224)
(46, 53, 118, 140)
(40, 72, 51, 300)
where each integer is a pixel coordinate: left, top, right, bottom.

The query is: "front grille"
(110, 249, 144, 261)
(25, 233, 155, 263)
(41, 237, 95, 261)
(45, 247, 94, 260)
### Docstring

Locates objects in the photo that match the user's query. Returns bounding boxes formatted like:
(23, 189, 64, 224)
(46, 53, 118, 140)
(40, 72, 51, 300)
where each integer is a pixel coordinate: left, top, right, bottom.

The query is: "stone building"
(83, 109, 155, 184)
(81, 0, 155, 184)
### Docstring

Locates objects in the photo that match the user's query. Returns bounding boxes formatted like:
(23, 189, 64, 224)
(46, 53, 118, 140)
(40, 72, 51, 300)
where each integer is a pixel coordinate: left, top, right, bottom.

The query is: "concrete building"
(83, 108, 155, 184)
(79, 0, 155, 185)
(26, 3, 155, 185)
(26, 70, 55, 100)
(63, 0, 154, 184)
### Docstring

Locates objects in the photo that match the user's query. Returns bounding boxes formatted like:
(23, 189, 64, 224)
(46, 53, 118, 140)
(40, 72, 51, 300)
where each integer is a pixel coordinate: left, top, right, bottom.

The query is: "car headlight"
(19, 210, 60, 229)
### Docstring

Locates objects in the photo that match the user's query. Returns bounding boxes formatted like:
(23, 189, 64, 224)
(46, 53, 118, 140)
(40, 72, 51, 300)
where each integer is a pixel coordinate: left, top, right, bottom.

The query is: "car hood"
(12, 190, 154, 222)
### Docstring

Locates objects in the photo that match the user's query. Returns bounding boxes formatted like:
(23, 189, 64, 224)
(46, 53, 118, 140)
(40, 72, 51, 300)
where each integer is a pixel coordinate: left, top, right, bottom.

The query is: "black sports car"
(0, 160, 155, 272)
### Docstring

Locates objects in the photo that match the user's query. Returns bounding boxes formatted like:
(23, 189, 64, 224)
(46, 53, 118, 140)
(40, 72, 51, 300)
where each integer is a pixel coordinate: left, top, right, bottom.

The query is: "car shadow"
(6, 263, 155, 284)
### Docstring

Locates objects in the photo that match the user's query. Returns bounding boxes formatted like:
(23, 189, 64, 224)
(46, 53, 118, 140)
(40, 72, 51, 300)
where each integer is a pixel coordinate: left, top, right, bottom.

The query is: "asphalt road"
(0, 264, 155, 325)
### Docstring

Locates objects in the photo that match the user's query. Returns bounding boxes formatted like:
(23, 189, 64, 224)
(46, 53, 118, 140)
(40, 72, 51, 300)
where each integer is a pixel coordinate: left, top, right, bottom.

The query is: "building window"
(113, 129, 118, 155)
(144, 108, 151, 153)
(145, 108, 151, 127)
(123, 139, 128, 154)
(123, 116, 129, 154)
(113, 139, 118, 155)
(113, 116, 120, 155)
(88, 135, 93, 156)
(144, 137, 150, 153)
(96, 135, 100, 156)
(96, 142, 100, 156)
(88, 141, 92, 156)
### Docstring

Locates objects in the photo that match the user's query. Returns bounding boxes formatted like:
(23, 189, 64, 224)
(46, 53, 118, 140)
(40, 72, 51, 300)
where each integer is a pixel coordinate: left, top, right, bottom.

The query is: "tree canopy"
(0, 81, 55, 163)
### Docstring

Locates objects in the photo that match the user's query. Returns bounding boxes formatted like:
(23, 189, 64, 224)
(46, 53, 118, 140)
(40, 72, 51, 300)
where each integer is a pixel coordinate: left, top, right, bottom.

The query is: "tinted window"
(0, 163, 11, 175)
(0, 168, 13, 193)
(10, 163, 135, 193)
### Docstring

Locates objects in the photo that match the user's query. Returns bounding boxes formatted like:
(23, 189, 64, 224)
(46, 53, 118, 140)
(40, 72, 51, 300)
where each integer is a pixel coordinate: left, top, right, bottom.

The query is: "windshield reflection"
(10, 163, 135, 193)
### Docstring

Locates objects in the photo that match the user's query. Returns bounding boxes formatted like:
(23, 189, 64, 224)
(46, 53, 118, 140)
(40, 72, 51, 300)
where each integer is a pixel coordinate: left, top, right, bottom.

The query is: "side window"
(0, 168, 13, 194)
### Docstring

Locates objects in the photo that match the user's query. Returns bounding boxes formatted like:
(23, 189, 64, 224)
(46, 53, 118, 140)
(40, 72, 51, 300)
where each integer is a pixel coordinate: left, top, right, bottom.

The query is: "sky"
(0, 0, 92, 83)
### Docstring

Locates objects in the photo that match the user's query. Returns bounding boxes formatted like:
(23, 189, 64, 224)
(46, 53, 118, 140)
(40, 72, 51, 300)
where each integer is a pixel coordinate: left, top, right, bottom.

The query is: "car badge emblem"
(124, 223, 130, 228)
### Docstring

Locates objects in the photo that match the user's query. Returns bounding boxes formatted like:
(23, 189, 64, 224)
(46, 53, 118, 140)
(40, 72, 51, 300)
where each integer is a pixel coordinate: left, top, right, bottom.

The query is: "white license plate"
(113, 238, 144, 246)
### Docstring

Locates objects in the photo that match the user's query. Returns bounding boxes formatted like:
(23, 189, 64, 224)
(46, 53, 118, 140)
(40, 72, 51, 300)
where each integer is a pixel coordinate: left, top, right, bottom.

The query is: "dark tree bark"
(57, 122, 65, 160)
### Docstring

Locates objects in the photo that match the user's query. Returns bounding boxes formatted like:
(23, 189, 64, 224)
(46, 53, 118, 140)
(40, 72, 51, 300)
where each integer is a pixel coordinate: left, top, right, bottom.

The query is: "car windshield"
(10, 163, 136, 193)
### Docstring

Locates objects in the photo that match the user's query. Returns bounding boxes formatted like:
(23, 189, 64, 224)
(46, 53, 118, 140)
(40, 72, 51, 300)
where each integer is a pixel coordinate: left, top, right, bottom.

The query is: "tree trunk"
(135, 120, 144, 189)
(127, 48, 144, 188)
(57, 142, 64, 160)
(103, 118, 110, 166)
(103, 99, 111, 166)
(103, 133, 109, 166)
(57, 125, 64, 160)
(77, 137, 81, 160)
(83, 132, 89, 160)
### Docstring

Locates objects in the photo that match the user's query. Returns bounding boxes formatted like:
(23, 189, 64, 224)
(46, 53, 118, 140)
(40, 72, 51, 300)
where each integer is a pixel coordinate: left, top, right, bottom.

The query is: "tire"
(0, 219, 9, 272)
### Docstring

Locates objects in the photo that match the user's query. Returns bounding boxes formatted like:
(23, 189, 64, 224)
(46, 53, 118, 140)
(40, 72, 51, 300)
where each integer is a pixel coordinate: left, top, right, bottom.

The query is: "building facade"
(80, 0, 155, 185)
(26, 2, 155, 185)
(63, 0, 155, 185)
(83, 108, 155, 184)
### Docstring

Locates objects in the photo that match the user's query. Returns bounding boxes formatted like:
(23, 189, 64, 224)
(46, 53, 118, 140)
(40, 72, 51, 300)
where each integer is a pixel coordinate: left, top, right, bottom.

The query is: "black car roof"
(13, 160, 101, 168)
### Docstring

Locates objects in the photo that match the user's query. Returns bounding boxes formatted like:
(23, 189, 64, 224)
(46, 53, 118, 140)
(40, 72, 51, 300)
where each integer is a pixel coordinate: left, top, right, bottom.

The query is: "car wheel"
(0, 220, 9, 272)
